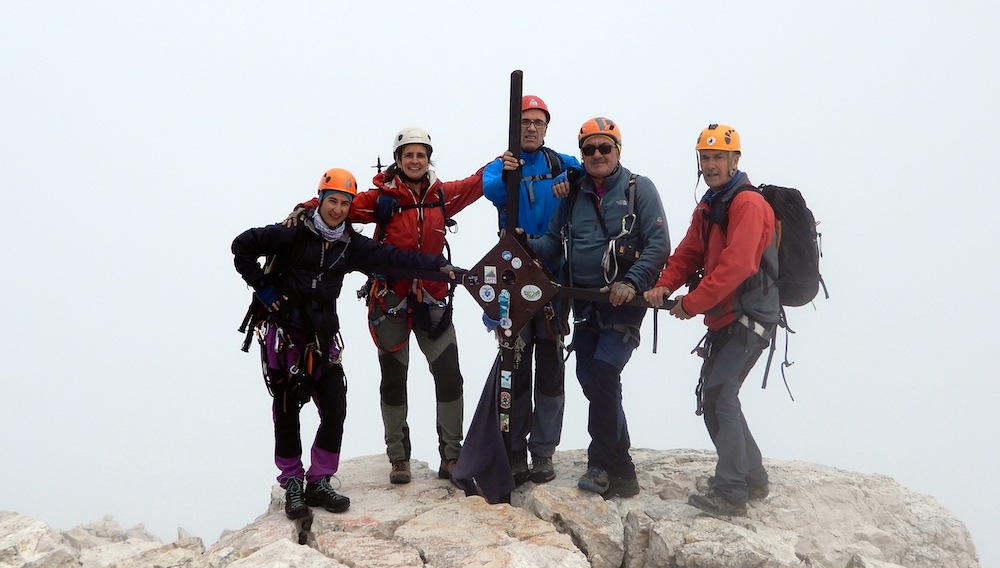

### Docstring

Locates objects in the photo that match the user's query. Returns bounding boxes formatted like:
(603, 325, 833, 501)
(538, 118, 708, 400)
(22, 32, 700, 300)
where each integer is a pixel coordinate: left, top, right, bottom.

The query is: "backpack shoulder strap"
(625, 174, 638, 233)
(264, 223, 309, 282)
(542, 147, 564, 177)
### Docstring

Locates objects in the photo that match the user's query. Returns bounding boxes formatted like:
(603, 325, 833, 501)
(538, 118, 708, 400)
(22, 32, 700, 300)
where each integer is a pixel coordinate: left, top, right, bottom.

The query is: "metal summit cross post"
(458, 70, 556, 503)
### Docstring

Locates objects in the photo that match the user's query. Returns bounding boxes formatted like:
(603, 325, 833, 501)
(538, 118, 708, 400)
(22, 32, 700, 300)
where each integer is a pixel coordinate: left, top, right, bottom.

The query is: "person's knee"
(578, 359, 617, 398)
(429, 343, 463, 402)
(534, 340, 565, 396)
(379, 355, 408, 406)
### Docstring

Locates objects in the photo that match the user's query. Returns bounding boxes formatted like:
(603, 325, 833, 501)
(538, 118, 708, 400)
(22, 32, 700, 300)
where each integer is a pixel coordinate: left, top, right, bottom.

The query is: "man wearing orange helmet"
(644, 124, 780, 517)
(233, 168, 459, 520)
(483, 95, 582, 485)
(527, 117, 670, 498)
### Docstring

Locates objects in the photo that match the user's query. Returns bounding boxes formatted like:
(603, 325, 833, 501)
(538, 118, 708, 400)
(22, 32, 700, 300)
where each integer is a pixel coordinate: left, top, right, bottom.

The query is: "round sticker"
(479, 285, 496, 302)
(500, 317, 512, 329)
(511, 257, 522, 269)
(501, 250, 512, 261)
(520, 284, 543, 302)
(500, 392, 511, 409)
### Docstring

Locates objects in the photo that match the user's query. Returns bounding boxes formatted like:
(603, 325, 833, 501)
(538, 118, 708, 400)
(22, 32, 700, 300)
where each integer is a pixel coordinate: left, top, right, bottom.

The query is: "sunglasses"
(581, 142, 615, 156)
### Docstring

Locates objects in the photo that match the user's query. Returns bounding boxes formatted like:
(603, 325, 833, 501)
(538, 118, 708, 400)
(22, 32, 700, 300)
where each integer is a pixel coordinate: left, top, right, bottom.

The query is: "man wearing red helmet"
(644, 124, 780, 517)
(483, 95, 582, 486)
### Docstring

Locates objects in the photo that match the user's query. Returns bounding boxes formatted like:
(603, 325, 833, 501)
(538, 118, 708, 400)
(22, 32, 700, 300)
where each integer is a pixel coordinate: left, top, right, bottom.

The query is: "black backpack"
(713, 183, 829, 398)
(756, 184, 828, 307)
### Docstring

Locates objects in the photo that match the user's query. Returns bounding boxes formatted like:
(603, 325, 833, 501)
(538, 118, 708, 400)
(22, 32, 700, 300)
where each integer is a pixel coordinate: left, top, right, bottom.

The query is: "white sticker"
(520, 285, 543, 302)
(511, 257, 522, 269)
(479, 285, 496, 302)
(484, 266, 497, 284)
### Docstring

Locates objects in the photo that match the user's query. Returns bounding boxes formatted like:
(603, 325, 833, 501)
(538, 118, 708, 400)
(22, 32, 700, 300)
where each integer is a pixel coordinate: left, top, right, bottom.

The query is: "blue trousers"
(572, 303, 643, 479)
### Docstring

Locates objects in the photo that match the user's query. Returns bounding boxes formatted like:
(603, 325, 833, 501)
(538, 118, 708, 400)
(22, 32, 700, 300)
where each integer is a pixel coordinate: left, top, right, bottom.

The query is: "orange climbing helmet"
(317, 167, 358, 198)
(522, 95, 550, 122)
(695, 124, 741, 152)
(578, 117, 621, 148)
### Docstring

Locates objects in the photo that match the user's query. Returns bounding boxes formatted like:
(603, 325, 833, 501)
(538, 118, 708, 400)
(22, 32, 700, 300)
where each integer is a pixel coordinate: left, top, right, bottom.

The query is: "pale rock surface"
(0, 449, 981, 568)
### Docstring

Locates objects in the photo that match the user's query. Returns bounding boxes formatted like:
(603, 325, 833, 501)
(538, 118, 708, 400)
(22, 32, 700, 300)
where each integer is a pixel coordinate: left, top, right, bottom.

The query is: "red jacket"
(655, 186, 775, 331)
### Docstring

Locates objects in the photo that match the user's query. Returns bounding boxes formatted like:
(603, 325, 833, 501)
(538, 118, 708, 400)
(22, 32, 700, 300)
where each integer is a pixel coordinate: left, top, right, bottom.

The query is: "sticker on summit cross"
(520, 285, 543, 301)
(479, 285, 496, 302)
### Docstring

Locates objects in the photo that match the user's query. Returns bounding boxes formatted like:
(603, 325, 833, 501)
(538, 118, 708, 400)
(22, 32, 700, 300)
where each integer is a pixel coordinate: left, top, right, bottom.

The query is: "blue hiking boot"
(577, 466, 610, 494)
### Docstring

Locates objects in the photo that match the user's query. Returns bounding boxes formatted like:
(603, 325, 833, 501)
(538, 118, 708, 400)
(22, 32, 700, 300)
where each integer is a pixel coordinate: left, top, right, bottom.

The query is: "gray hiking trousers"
(371, 292, 464, 464)
(698, 320, 772, 504)
(509, 307, 565, 458)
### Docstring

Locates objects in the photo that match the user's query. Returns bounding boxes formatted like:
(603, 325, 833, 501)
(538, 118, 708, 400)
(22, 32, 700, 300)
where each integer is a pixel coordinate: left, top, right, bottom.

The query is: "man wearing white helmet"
(482, 95, 582, 486)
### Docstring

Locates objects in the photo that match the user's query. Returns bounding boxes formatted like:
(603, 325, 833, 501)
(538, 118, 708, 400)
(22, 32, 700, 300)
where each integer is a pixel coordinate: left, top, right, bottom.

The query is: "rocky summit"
(0, 449, 979, 567)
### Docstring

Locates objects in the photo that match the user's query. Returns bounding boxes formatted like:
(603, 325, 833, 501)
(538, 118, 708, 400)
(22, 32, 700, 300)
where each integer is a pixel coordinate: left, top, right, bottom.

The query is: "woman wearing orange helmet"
(233, 167, 458, 521)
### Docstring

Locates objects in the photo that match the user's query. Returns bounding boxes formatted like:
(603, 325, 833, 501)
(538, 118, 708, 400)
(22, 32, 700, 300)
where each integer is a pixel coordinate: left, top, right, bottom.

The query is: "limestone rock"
(0, 450, 981, 567)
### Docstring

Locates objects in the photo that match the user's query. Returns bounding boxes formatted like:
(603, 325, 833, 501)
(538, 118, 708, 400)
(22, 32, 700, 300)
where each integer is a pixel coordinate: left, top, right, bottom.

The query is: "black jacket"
(233, 218, 447, 344)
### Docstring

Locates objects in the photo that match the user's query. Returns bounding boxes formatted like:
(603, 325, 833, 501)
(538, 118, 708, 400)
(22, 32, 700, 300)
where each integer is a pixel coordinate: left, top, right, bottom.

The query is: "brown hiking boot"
(688, 491, 747, 517)
(390, 460, 411, 484)
(748, 481, 770, 501)
(438, 459, 457, 479)
(707, 475, 769, 501)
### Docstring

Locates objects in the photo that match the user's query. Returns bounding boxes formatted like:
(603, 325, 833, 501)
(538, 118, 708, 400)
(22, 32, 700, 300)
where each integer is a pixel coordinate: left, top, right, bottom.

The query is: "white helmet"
(392, 127, 433, 158)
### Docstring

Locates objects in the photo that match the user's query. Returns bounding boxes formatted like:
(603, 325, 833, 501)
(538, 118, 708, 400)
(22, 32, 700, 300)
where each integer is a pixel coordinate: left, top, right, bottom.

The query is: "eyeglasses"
(581, 142, 615, 156)
(520, 119, 547, 128)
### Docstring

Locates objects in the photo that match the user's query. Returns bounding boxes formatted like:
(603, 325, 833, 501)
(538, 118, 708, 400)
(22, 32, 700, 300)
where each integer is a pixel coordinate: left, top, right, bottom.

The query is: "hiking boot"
(602, 475, 639, 499)
(283, 478, 309, 520)
(577, 466, 610, 494)
(438, 459, 457, 480)
(529, 455, 556, 484)
(510, 450, 531, 486)
(390, 460, 411, 484)
(707, 475, 770, 501)
(305, 477, 351, 513)
(688, 491, 747, 517)
(748, 481, 770, 501)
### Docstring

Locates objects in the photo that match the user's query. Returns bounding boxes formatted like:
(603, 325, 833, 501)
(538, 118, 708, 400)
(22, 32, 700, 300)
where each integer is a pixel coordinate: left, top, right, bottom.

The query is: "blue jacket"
(483, 147, 581, 237)
(531, 164, 670, 291)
